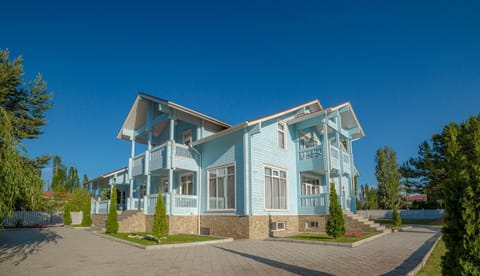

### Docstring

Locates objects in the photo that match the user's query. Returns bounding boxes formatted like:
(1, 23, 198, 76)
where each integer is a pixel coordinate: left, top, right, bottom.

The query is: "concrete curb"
(406, 233, 443, 276)
(65, 226, 90, 230)
(94, 232, 233, 250)
(266, 231, 391, 248)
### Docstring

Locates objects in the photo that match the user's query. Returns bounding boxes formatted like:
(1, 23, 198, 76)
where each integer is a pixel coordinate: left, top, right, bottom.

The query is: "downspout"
(189, 144, 202, 235)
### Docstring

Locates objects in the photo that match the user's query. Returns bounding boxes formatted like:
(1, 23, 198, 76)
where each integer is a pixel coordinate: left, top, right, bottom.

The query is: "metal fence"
(2, 211, 64, 227)
(357, 209, 445, 220)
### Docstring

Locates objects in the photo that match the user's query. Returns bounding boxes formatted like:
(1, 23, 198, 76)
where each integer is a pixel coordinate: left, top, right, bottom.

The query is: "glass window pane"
(265, 168, 271, 175)
(227, 166, 234, 175)
(280, 171, 286, 178)
(265, 176, 272, 209)
(227, 175, 235, 209)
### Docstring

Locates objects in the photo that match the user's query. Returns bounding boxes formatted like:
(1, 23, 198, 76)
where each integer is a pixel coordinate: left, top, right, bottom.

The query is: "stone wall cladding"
(201, 215, 250, 239)
(91, 214, 107, 227)
(248, 216, 269, 239)
(169, 215, 198, 235)
(298, 215, 327, 233)
(118, 212, 146, 233)
(268, 215, 299, 238)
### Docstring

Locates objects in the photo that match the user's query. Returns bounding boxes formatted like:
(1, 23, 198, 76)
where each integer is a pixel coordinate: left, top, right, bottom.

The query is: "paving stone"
(0, 226, 440, 275)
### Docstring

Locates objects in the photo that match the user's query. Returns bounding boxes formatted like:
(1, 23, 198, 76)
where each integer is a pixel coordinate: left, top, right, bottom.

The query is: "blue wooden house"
(91, 93, 365, 238)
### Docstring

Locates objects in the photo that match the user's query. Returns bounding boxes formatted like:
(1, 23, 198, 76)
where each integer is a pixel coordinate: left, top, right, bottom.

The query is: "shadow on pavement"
(0, 229, 62, 265)
(214, 246, 334, 276)
(382, 232, 441, 276)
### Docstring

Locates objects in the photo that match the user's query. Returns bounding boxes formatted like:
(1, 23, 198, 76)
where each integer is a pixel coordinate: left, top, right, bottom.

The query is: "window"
(301, 176, 321, 195)
(179, 174, 193, 195)
(271, 221, 286, 231)
(183, 129, 192, 146)
(265, 166, 287, 210)
(305, 221, 319, 229)
(208, 164, 235, 210)
(160, 177, 169, 193)
(277, 122, 286, 149)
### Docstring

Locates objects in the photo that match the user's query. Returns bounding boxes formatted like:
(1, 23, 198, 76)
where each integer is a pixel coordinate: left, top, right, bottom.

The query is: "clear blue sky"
(3, 1, 479, 189)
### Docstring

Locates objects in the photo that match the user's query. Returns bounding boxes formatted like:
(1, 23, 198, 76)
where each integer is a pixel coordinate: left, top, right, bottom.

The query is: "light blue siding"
(249, 114, 300, 215)
(199, 129, 244, 215)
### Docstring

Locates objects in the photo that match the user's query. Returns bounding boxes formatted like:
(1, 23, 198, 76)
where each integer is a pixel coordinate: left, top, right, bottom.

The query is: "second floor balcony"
(298, 145, 351, 174)
(130, 141, 198, 177)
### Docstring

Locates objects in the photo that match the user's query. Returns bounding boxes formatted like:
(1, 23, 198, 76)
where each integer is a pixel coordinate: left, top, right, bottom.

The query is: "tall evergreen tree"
(326, 184, 345, 238)
(105, 185, 119, 234)
(442, 116, 480, 275)
(152, 194, 168, 239)
(375, 146, 402, 209)
(0, 49, 53, 141)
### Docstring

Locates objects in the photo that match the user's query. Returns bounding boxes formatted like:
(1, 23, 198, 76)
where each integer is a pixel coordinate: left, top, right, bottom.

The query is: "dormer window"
(183, 129, 192, 146)
(277, 122, 286, 149)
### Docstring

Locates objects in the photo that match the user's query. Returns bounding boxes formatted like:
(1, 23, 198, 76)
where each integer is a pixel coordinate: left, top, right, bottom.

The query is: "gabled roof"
(192, 99, 323, 145)
(117, 93, 231, 140)
(287, 101, 365, 140)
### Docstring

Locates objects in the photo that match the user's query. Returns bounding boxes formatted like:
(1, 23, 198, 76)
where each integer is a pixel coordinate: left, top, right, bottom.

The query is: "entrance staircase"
(343, 211, 389, 233)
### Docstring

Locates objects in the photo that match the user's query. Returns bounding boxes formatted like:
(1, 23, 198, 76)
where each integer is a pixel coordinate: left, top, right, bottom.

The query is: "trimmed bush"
(64, 205, 72, 225)
(326, 183, 345, 238)
(81, 195, 92, 227)
(105, 185, 118, 234)
(392, 207, 402, 227)
(152, 194, 168, 239)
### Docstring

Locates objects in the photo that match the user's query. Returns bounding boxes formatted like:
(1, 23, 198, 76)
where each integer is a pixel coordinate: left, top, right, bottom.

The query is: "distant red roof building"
(408, 194, 427, 202)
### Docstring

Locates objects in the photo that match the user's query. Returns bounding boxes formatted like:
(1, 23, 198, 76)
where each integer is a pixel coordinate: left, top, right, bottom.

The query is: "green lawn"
(374, 218, 443, 226)
(288, 232, 379, 243)
(417, 238, 445, 276)
(107, 232, 220, 246)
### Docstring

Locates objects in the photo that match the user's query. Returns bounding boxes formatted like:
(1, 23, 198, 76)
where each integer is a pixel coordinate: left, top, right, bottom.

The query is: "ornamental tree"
(151, 194, 168, 239)
(105, 186, 118, 234)
(326, 183, 345, 238)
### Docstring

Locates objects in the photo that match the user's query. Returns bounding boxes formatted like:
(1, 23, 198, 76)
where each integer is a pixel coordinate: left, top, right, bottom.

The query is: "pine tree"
(326, 184, 345, 238)
(442, 116, 480, 275)
(105, 185, 118, 234)
(0, 49, 53, 141)
(152, 194, 168, 239)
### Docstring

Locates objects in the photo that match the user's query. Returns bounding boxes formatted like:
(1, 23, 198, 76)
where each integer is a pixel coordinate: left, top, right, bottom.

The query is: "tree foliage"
(400, 137, 447, 203)
(151, 194, 168, 239)
(375, 146, 402, 209)
(442, 116, 480, 275)
(63, 188, 92, 226)
(358, 184, 378, 210)
(326, 184, 345, 238)
(0, 49, 53, 141)
(105, 186, 118, 234)
(51, 155, 81, 193)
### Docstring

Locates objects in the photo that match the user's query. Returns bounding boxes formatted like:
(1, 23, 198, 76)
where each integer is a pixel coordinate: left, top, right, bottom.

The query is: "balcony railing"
(132, 153, 145, 176)
(299, 194, 328, 214)
(299, 145, 322, 160)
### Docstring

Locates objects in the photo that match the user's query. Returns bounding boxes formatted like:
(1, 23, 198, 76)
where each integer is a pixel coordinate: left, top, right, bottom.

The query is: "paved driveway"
(0, 226, 440, 275)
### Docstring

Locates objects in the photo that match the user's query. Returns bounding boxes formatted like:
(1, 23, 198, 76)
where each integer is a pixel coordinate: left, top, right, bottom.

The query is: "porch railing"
(299, 194, 328, 214)
(174, 195, 197, 208)
(150, 144, 167, 170)
(143, 193, 198, 215)
(96, 200, 110, 214)
(343, 152, 351, 173)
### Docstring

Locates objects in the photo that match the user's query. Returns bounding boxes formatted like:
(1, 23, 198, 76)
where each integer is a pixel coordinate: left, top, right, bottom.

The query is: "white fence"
(2, 211, 63, 227)
(357, 209, 445, 220)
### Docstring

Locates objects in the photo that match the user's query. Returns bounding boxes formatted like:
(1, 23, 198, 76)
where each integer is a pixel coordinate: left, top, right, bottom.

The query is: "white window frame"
(271, 221, 286, 231)
(207, 163, 236, 211)
(264, 164, 288, 211)
(277, 121, 287, 150)
(179, 173, 194, 195)
(183, 129, 192, 146)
